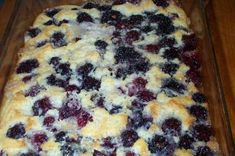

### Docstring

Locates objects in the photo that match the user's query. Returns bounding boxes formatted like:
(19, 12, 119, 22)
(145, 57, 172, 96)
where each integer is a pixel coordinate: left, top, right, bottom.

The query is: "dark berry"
(83, 2, 98, 9)
(98, 5, 112, 11)
(128, 77, 147, 96)
(192, 92, 206, 103)
(180, 50, 201, 70)
(57, 19, 69, 26)
(6, 123, 25, 139)
(76, 110, 93, 127)
(161, 118, 181, 136)
(25, 85, 43, 97)
(22, 75, 34, 83)
(159, 37, 176, 48)
(60, 144, 74, 156)
(20, 152, 40, 156)
(121, 130, 139, 147)
(45, 8, 60, 17)
(37, 40, 47, 47)
(31, 133, 48, 151)
(95, 40, 108, 51)
(50, 32, 67, 48)
(148, 135, 169, 153)
(109, 105, 122, 114)
(178, 134, 194, 149)
(93, 150, 106, 156)
(77, 12, 93, 23)
(145, 44, 159, 53)
(182, 34, 198, 52)
(192, 124, 213, 142)
(186, 69, 202, 86)
(49, 57, 61, 66)
(131, 100, 145, 110)
(55, 131, 66, 142)
(59, 98, 81, 119)
(102, 137, 115, 148)
(82, 76, 101, 91)
(162, 48, 179, 60)
(137, 90, 155, 102)
(113, 0, 126, 5)
(149, 14, 174, 34)
(16, 59, 39, 74)
(65, 85, 80, 93)
(189, 105, 208, 121)
(77, 63, 94, 77)
(125, 30, 140, 44)
(127, 0, 141, 4)
(55, 63, 72, 77)
(196, 146, 214, 156)
(43, 116, 55, 127)
(161, 62, 179, 75)
(161, 78, 186, 96)
(142, 26, 153, 33)
(129, 15, 143, 25)
(32, 97, 52, 116)
(115, 19, 130, 30)
(115, 47, 141, 64)
(126, 152, 136, 156)
(27, 28, 41, 38)
(47, 74, 68, 88)
(128, 110, 152, 129)
(101, 10, 123, 25)
(44, 20, 54, 26)
(153, 0, 169, 8)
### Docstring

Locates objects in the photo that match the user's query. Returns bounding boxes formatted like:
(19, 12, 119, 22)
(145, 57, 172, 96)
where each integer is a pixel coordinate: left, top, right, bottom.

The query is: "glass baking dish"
(0, 0, 234, 155)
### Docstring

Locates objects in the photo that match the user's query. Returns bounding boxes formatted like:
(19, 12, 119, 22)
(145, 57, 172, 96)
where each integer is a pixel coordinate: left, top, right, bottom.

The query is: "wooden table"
(0, 0, 234, 144)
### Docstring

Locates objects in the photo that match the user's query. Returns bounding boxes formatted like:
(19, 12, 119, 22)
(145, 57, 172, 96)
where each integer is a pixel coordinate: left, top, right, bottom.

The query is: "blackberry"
(161, 117, 182, 136)
(101, 10, 123, 25)
(32, 97, 52, 116)
(50, 32, 67, 48)
(121, 130, 139, 147)
(161, 62, 179, 75)
(189, 105, 208, 121)
(161, 78, 186, 96)
(16, 59, 39, 74)
(77, 12, 93, 23)
(6, 123, 25, 139)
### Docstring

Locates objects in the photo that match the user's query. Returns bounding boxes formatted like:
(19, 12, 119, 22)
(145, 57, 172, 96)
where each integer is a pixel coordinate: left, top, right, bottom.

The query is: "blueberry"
(152, 0, 169, 8)
(189, 105, 208, 121)
(31, 133, 48, 151)
(59, 98, 81, 119)
(98, 5, 112, 11)
(76, 110, 93, 127)
(20, 152, 40, 156)
(162, 48, 179, 60)
(109, 105, 122, 114)
(6, 123, 25, 139)
(161, 78, 186, 96)
(159, 37, 176, 48)
(49, 57, 61, 66)
(44, 20, 54, 26)
(16, 59, 39, 74)
(145, 44, 159, 53)
(178, 134, 194, 149)
(129, 15, 144, 25)
(137, 90, 156, 102)
(196, 146, 214, 156)
(25, 85, 43, 97)
(101, 10, 123, 25)
(37, 40, 47, 47)
(77, 12, 93, 23)
(141, 26, 153, 33)
(47, 74, 68, 88)
(83, 2, 99, 9)
(45, 8, 60, 17)
(121, 130, 139, 147)
(93, 150, 106, 156)
(192, 124, 213, 142)
(27, 28, 41, 38)
(55, 63, 72, 77)
(55, 131, 67, 142)
(50, 32, 67, 48)
(186, 69, 202, 86)
(81, 76, 101, 91)
(128, 110, 152, 129)
(125, 30, 140, 44)
(192, 92, 206, 103)
(115, 47, 141, 64)
(43, 116, 55, 127)
(102, 137, 115, 148)
(148, 135, 170, 153)
(32, 97, 52, 116)
(95, 40, 108, 51)
(60, 144, 74, 156)
(77, 63, 94, 77)
(161, 117, 182, 136)
(161, 62, 179, 75)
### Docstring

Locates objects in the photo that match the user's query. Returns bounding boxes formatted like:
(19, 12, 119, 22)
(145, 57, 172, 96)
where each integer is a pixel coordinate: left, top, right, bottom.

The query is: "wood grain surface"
(0, 0, 234, 150)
